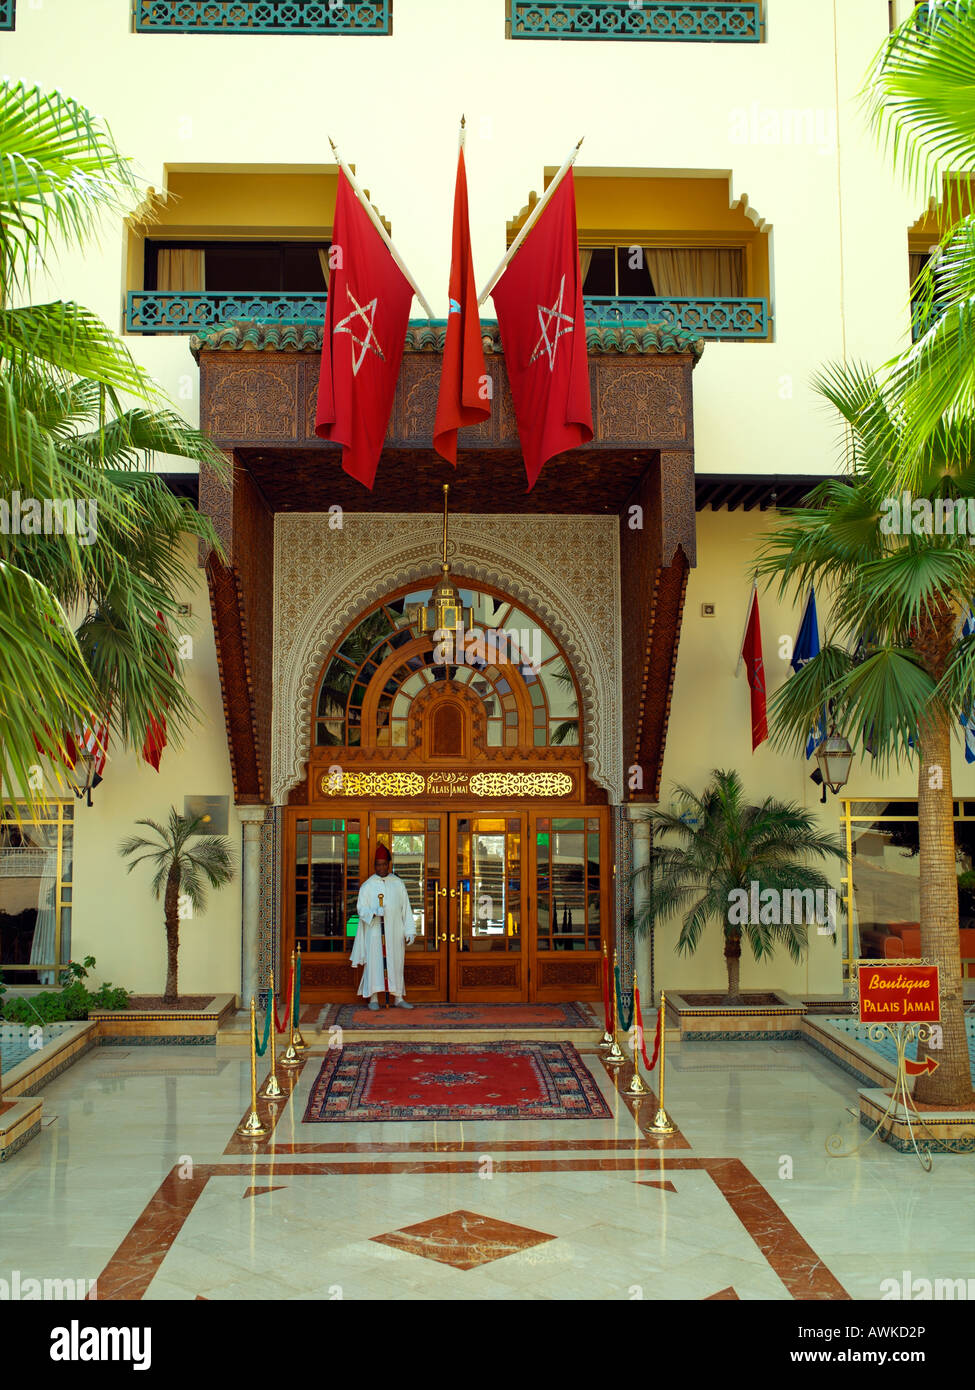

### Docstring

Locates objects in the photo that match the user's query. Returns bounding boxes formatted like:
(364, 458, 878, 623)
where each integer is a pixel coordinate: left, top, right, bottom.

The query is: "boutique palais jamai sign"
(318, 769, 575, 799)
(857, 964, 941, 1023)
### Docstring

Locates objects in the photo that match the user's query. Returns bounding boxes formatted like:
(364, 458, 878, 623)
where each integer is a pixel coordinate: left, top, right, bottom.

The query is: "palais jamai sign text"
(318, 770, 575, 799)
(857, 965, 941, 1023)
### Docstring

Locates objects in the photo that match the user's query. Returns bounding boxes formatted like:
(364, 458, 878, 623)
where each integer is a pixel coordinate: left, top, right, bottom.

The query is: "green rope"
(293, 950, 301, 1026)
(614, 965, 634, 1032)
(254, 1001, 271, 1057)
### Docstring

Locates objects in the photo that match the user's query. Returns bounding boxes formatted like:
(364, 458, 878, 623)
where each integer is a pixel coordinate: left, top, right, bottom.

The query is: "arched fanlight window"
(313, 587, 581, 750)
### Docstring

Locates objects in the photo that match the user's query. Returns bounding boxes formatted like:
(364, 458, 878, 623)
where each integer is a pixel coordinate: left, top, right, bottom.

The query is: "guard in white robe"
(351, 844, 415, 1007)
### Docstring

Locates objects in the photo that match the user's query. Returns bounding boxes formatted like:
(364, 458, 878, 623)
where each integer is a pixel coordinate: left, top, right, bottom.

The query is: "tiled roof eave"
(189, 319, 705, 364)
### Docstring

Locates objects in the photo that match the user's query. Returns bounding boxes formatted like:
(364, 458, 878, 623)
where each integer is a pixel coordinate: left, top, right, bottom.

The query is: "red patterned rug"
(302, 1040, 612, 1122)
(319, 1001, 598, 1030)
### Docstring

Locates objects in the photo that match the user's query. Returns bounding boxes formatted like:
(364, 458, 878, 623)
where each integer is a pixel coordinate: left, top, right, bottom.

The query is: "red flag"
(142, 712, 167, 772)
(315, 170, 415, 489)
(490, 170, 593, 489)
(739, 585, 768, 751)
(80, 721, 109, 779)
(141, 611, 171, 772)
(433, 148, 489, 464)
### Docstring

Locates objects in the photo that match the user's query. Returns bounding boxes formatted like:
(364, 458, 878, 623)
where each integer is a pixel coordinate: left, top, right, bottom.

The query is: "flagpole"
(328, 136, 436, 320)
(459, 114, 466, 152)
(477, 136, 584, 307)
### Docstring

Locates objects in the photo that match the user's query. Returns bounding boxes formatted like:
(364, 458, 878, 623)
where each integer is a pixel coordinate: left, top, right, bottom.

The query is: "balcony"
(126, 290, 328, 333)
(583, 295, 769, 340)
(134, 1, 391, 33)
(509, 1, 762, 41)
(0, 0, 14, 30)
(126, 290, 770, 341)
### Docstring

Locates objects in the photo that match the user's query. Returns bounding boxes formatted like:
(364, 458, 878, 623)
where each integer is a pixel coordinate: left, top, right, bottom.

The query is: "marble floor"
(1, 1032, 973, 1301)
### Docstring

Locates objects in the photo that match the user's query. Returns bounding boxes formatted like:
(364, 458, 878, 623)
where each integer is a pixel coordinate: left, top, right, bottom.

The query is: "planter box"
(858, 1088, 975, 1156)
(89, 994, 236, 1045)
(0, 1097, 43, 1162)
(666, 990, 805, 1040)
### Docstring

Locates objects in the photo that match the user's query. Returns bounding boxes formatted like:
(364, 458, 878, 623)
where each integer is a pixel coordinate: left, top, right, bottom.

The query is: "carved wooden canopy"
(194, 322, 700, 805)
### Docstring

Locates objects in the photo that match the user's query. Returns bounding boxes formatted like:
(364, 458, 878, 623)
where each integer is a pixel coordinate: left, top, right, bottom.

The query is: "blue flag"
(960, 610, 975, 763)
(792, 586, 826, 757)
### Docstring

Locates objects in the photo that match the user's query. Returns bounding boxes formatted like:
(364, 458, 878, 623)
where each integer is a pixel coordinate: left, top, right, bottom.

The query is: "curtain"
(28, 849, 58, 986)
(318, 247, 331, 288)
(578, 249, 592, 290)
(156, 248, 206, 293)
(644, 248, 745, 297)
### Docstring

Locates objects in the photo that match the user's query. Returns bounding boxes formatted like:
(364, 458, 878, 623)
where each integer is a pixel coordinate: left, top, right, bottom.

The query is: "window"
(293, 818, 360, 955)
(581, 244, 746, 298)
(535, 817, 601, 952)
(0, 801, 73, 984)
(840, 799, 975, 979)
(145, 240, 330, 294)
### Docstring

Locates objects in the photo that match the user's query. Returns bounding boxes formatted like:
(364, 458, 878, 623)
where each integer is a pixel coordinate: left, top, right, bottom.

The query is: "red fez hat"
(374, 843, 391, 862)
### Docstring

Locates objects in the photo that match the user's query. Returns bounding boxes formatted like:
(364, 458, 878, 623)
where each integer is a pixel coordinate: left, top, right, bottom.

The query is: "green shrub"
(1, 957, 129, 1023)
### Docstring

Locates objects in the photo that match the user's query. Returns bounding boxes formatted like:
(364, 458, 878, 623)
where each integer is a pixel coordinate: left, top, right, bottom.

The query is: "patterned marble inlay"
(272, 513, 622, 804)
(371, 1209, 556, 1270)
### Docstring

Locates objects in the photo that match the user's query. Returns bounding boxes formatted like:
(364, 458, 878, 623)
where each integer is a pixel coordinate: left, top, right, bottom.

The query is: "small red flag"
(142, 611, 172, 772)
(433, 148, 489, 464)
(739, 585, 768, 751)
(315, 171, 415, 489)
(490, 170, 593, 490)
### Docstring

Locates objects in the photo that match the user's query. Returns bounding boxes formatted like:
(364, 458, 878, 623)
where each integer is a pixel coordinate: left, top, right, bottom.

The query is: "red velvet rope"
(601, 953, 612, 1034)
(273, 962, 294, 1033)
(635, 986, 662, 1071)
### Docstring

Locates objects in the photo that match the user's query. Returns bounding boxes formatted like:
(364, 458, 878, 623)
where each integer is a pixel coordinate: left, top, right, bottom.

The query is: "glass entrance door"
(448, 815, 526, 1001)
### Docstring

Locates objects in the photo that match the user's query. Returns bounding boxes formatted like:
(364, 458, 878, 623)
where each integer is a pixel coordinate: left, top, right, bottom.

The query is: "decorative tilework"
(801, 1031, 882, 1088)
(683, 1030, 803, 1041)
(97, 1035, 216, 1047)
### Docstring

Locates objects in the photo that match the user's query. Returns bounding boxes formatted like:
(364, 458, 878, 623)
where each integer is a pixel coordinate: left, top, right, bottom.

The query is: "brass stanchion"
(280, 951, 301, 1068)
(259, 969, 283, 1100)
(599, 941, 613, 1048)
(647, 989, 675, 1134)
(605, 948, 625, 1066)
(236, 997, 268, 1138)
(625, 968, 648, 1097)
(291, 942, 308, 1050)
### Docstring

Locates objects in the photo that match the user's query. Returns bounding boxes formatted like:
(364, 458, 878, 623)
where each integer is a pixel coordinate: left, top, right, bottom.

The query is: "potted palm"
(631, 769, 845, 1009)
(119, 809, 234, 1004)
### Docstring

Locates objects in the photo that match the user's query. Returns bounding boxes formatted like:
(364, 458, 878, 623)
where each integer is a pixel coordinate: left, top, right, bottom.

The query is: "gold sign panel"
(319, 769, 574, 799)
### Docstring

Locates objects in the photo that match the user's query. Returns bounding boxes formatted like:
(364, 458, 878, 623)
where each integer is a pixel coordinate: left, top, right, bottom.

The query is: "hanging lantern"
(408, 484, 472, 663)
(815, 729, 854, 795)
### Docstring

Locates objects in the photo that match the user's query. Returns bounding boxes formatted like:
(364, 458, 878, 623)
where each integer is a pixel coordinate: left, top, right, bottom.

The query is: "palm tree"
(0, 78, 226, 802)
(863, 1, 975, 466)
(119, 810, 234, 1003)
(548, 662, 580, 745)
(631, 769, 845, 1006)
(755, 362, 975, 1106)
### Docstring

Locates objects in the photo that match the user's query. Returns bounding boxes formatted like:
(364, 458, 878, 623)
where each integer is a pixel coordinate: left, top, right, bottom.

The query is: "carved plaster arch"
(271, 514, 622, 805)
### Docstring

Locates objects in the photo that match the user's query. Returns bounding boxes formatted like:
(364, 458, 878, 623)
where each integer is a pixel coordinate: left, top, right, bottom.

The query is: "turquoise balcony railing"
(509, 1, 762, 41)
(0, 1, 15, 30)
(126, 290, 328, 333)
(584, 295, 768, 340)
(134, 1, 391, 33)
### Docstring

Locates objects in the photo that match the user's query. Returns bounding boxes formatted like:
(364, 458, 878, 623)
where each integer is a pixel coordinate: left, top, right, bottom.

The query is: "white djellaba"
(352, 861, 415, 1004)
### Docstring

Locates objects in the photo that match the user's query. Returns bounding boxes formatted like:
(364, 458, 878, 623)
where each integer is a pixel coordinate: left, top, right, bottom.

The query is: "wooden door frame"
(282, 801, 611, 1004)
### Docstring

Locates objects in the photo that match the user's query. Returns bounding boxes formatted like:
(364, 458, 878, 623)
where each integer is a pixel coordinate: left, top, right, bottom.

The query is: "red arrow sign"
(904, 1055, 939, 1076)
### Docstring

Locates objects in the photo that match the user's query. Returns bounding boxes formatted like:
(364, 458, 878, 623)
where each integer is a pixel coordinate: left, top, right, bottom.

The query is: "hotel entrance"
(284, 805, 609, 1003)
(283, 571, 611, 1004)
